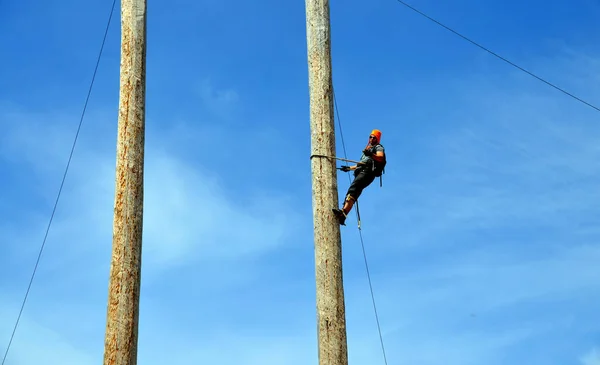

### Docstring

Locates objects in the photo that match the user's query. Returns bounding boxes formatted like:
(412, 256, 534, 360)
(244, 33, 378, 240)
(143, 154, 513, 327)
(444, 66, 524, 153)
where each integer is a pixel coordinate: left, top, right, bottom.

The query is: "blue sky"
(1, 0, 600, 364)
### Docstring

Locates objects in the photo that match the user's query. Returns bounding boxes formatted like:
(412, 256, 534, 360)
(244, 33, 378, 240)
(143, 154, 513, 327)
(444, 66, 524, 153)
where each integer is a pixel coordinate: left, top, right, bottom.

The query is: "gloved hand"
(339, 165, 351, 172)
(363, 148, 373, 156)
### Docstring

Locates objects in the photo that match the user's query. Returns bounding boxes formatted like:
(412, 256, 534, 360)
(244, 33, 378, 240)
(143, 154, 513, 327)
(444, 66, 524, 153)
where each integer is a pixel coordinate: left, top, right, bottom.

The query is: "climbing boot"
(332, 208, 347, 226)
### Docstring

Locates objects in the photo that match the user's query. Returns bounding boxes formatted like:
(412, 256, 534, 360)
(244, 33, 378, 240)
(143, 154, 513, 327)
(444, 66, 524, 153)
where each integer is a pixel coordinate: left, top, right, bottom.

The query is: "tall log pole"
(103, 0, 147, 363)
(305, 0, 349, 364)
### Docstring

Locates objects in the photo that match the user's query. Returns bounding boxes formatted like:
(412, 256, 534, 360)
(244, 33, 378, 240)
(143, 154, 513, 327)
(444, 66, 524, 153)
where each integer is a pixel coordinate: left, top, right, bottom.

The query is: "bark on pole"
(305, 0, 349, 364)
(103, 0, 147, 363)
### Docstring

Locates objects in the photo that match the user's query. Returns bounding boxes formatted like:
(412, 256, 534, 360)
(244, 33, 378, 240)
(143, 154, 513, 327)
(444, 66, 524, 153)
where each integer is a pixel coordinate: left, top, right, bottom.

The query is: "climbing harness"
(363, 144, 387, 187)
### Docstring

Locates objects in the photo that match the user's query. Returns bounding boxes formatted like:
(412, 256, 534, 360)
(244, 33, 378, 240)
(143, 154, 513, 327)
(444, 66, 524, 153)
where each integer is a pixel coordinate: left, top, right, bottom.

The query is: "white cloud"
(0, 107, 297, 272)
(0, 105, 305, 364)
(335, 49, 600, 365)
(0, 302, 97, 365)
(3, 42, 600, 365)
(356, 49, 600, 253)
(136, 329, 318, 365)
(141, 149, 292, 267)
(582, 348, 600, 365)
(196, 78, 240, 120)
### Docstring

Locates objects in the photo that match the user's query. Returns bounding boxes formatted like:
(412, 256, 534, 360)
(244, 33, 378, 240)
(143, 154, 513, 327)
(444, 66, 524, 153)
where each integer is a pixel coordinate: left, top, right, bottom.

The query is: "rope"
(1, 1, 117, 363)
(394, 0, 600, 113)
(333, 88, 389, 365)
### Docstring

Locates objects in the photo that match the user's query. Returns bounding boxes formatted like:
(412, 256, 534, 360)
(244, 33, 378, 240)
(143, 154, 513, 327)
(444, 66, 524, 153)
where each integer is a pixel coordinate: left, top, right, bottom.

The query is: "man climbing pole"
(333, 129, 386, 226)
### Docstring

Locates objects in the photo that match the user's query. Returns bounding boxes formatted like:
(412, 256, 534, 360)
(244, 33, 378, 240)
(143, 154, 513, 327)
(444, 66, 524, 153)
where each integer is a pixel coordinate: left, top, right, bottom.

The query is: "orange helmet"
(370, 129, 382, 143)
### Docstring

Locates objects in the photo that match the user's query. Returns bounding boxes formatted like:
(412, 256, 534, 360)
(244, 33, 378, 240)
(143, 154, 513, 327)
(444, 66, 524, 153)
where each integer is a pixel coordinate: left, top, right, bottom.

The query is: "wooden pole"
(305, 0, 349, 364)
(103, 0, 147, 363)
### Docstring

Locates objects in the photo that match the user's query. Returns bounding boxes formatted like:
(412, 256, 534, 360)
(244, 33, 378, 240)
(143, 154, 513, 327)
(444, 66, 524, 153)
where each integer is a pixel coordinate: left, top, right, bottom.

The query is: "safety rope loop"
(309, 153, 333, 161)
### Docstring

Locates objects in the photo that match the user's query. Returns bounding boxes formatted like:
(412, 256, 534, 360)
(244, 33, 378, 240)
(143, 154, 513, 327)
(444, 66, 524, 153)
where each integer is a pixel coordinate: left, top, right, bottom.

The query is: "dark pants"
(346, 168, 376, 201)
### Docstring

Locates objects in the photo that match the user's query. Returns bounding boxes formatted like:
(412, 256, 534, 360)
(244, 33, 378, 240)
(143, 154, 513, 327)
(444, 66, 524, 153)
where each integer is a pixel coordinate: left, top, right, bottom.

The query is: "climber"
(333, 129, 386, 226)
